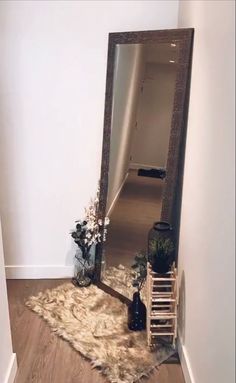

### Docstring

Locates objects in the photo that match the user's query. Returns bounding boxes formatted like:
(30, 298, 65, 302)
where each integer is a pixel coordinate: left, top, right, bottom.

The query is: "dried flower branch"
(131, 251, 147, 292)
(71, 184, 110, 262)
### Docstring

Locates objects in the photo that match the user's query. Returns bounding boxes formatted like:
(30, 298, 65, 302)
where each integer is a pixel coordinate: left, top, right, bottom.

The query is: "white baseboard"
(107, 172, 129, 217)
(5, 265, 74, 279)
(129, 162, 164, 170)
(177, 338, 195, 383)
(4, 353, 17, 383)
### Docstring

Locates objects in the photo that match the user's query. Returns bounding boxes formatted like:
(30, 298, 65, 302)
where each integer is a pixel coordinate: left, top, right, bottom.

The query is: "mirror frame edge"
(94, 28, 194, 284)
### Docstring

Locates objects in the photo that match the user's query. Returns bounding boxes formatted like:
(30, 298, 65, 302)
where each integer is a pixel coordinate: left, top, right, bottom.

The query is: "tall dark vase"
(148, 221, 175, 274)
(128, 292, 146, 331)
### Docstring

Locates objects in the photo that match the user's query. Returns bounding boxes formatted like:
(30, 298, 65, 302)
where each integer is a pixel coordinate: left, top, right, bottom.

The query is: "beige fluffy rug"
(26, 266, 174, 383)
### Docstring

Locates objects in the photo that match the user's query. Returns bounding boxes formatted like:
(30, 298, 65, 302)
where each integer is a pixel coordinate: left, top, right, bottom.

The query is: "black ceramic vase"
(128, 292, 146, 331)
(148, 221, 175, 274)
(152, 257, 171, 274)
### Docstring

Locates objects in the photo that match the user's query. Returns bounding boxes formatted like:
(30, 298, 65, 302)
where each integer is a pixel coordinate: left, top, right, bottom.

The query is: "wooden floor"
(7, 279, 185, 383)
(105, 170, 164, 268)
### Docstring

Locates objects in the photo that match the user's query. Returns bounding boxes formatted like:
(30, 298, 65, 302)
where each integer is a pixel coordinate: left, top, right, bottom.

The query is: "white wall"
(0, 1, 179, 277)
(0, 221, 17, 383)
(178, 1, 235, 383)
(131, 62, 177, 169)
(107, 44, 144, 213)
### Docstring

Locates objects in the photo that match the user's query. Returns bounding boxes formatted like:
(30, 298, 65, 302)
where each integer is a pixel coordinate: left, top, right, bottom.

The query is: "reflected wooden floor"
(7, 279, 185, 383)
(105, 169, 164, 268)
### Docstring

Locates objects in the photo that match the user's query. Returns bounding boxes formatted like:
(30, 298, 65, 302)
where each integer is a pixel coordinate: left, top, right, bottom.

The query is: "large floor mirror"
(95, 29, 193, 300)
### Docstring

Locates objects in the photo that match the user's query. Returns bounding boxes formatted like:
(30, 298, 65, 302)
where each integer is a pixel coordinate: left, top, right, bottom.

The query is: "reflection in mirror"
(103, 42, 179, 276)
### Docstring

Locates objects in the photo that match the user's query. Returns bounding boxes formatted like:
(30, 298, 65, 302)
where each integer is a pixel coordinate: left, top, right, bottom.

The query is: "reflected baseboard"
(107, 172, 129, 218)
(129, 162, 164, 170)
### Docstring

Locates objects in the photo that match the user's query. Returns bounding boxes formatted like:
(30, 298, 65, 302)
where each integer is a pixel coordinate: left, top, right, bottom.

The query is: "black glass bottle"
(128, 292, 146, 331)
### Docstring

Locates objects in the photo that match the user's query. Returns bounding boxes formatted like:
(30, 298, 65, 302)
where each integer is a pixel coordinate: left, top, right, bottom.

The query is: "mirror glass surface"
(102, 42, 179, 292)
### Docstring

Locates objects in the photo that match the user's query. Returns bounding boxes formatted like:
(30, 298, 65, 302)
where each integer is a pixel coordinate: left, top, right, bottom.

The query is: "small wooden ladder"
(146, 262, 178, 347)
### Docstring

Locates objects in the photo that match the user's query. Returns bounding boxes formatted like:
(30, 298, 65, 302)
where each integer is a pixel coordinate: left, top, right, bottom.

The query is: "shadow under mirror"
(102, 42, 179, 294)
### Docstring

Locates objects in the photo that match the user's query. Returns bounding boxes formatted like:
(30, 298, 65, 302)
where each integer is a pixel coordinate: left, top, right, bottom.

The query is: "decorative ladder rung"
(150, 315, 176, 321)
(151, 332, 175, 336)
(152, 285, 172, 288)
(150, 314, 176, 319)
(152, 298, 176, 302)
(150, 270, 174, 275)
(152, 277, 175, 282)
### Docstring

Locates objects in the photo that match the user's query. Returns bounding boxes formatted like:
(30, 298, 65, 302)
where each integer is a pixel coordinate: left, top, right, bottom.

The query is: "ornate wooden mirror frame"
(94, 29, 194, 299)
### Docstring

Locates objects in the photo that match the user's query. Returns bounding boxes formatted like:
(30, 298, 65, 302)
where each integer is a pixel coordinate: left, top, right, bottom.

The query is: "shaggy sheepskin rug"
(26, 266, 174, 383)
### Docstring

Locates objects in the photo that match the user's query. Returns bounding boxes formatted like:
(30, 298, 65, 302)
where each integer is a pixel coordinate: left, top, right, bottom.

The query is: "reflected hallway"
(105, 169, 164, 268)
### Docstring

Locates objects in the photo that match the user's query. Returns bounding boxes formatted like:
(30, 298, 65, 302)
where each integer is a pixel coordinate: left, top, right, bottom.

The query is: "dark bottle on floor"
(128, 292, 146, 331)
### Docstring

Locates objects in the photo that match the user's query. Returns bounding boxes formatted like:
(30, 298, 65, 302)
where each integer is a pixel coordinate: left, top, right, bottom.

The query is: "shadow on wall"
(178, 270, 186, 344)
(0, 8, 26, 264)
(65, 233, 78, 266)
(0, 87, 19, 265)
